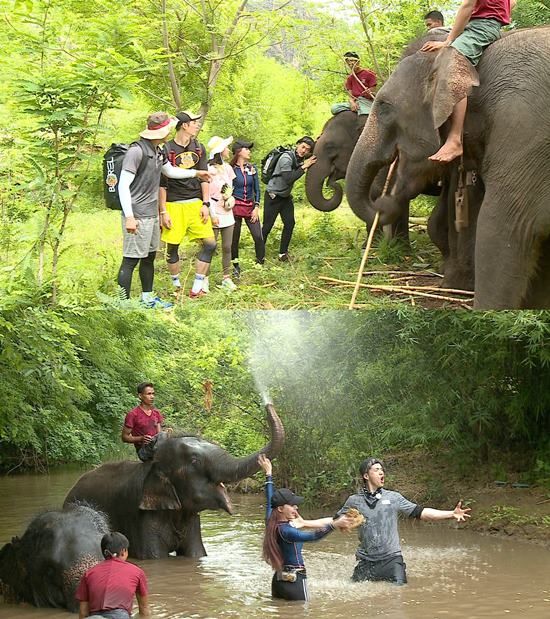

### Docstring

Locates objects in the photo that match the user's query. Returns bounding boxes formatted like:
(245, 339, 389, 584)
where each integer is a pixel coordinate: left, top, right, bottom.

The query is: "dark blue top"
(232, 163, 260, 205)
(265, 475, 334, 569)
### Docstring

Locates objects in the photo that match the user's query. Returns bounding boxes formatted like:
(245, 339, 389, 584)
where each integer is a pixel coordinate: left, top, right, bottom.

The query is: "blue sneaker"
(142, 296, 173, 310)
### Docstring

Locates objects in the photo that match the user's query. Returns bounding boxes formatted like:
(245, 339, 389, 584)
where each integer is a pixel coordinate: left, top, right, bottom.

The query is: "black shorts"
(352, 555, 407, 585)
(271, 570, 308, 601)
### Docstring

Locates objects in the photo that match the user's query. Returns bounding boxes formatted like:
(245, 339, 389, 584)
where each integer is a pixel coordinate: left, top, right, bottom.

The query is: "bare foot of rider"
(429, 137, 463, 163)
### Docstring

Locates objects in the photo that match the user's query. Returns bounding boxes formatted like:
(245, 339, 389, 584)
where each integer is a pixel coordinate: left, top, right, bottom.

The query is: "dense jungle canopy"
(0, 0, 549, 304)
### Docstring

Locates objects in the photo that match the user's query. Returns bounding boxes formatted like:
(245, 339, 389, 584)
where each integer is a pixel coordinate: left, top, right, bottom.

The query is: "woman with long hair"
(258, 454, 352, 601)
(230, 140, 265, 278)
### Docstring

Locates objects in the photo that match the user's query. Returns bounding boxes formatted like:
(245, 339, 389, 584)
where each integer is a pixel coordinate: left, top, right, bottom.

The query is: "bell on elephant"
(64, 403, 285, 559)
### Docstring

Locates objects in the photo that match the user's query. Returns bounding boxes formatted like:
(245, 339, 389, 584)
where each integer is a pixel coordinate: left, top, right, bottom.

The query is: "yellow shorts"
(161, 199, 214, 245)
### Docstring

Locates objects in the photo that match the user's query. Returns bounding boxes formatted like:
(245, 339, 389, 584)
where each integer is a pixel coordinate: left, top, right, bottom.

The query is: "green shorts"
(451, 19, 503, 66)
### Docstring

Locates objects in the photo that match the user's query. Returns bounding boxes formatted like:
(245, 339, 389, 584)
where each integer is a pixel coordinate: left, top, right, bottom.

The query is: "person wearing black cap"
(262, 137, 316, 262)
(159, 110, 217, 299)
(331, 52, 377, 116)
(230, 140, 264, 277)
(258, 454, 352, 601)
(337, 457, 471, 585)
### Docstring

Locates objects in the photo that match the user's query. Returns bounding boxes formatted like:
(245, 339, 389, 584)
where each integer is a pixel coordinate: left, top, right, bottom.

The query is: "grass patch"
(2, 201, 443, 309)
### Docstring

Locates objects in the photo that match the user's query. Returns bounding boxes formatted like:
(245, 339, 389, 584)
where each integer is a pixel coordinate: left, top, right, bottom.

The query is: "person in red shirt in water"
(331, 51, 377, 116)
(421, 0, 516, 162)
(122, 382, 170, 462)
(76, 532, 150, 619)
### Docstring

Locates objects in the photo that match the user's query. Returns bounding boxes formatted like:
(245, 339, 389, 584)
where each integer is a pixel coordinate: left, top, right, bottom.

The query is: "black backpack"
(260, 145, 294, 184)
(103, 141, 146, 210)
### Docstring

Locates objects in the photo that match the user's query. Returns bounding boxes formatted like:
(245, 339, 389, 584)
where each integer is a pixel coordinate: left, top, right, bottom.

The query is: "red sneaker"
(189, 290, 207, 299)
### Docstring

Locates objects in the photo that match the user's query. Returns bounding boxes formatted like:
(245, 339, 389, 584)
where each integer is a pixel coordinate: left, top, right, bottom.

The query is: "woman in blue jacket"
(258, 454, 351, 601)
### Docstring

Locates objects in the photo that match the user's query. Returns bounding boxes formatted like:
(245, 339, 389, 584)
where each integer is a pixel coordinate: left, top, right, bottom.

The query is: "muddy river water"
(0, 470, 548, 619)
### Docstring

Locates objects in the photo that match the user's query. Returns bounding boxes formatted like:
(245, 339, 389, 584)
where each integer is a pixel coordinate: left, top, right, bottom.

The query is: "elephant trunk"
(345, 109, 396, 225)
(214, 403, 285, 484)
(305, 160, 343, 212)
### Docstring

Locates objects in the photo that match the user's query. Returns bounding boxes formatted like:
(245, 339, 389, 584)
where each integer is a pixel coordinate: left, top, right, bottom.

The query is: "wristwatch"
(203, 201, 210, 206)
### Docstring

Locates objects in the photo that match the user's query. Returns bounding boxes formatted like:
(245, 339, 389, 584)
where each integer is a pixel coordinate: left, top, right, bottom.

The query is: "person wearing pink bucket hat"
(207, 135, 238, 292)
(116, 112, 210, 309)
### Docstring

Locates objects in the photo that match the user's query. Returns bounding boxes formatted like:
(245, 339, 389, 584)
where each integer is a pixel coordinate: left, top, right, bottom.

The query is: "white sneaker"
(202, 277, 210, 294)
(221, 277, 237, 292)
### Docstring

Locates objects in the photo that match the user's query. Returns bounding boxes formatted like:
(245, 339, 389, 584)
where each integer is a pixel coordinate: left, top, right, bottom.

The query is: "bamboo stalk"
(349, 211, 380, 309)
(320, 276, 474, 296)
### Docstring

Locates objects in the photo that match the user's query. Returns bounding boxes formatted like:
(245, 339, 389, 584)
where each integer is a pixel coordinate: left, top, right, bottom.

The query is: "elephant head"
(139, 403, 285, 515)
(345, 32, 479, 227)
(306, 111, 367, 211)
(0, 505, 107, 611)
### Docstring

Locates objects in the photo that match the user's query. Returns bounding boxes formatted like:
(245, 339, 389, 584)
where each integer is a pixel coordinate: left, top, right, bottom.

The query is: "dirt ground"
(379, 450, 550, 548)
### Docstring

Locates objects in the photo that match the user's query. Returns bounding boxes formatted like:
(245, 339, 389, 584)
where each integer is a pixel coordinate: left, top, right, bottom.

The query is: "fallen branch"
(362, 270, 444, 278)
(320, 276, 473, 296)
(364, 284, 473, 304)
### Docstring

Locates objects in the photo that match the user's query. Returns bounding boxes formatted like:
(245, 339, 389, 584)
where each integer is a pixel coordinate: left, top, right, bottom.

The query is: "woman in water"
(258, 454, 352, 601)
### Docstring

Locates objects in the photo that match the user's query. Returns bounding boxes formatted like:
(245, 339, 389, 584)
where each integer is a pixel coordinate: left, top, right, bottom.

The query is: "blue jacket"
(232, 163, 260, 205)
(265, 475, 334, 569)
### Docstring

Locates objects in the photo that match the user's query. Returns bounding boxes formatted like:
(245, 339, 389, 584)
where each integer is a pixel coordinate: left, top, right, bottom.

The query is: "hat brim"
(208, 136, 233, 160)
(140, 117, 177, 140)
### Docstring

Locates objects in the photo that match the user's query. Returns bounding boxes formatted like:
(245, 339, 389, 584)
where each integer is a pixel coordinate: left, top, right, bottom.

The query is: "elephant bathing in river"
(64, 403, 285, 559)
(0, 504, 107, 611)
(346, 27, 550, 308)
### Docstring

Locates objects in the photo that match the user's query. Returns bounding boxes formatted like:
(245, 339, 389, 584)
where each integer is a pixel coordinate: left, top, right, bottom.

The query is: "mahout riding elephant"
(0, 504, 108, 611)
(306, 110, 435, 244)
(346, 27, 550, 308)
(64, 403, 285, 559)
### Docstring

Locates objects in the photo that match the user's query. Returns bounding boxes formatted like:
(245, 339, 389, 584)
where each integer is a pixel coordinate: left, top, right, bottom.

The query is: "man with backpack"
(114, 112, 209, 308)
(262, 137, 316, 262)
(159, 111, 216, 299)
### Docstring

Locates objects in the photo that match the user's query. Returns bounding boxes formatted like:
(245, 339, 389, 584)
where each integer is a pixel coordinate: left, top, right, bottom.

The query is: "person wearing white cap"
(207, 135, 238, 292)
(159, 111, 216, 299)
(116, 112, 210, 308)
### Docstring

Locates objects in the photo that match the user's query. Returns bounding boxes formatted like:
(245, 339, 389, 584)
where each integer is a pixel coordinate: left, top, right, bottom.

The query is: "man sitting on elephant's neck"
(122, 382, 171, 462)
(420, 0, 516, 163)
(331, 51, 377, 117)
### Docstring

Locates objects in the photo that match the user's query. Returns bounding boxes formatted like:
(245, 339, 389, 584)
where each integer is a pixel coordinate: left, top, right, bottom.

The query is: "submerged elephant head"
(306, 111, 367, 211)
(345, 32, 478, 226)
(0, 505, 107, 611)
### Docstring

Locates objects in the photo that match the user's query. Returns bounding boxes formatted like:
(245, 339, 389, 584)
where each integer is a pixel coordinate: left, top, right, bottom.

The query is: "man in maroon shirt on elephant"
(121, 382, 170, 462)
(331, 51, 377, 116)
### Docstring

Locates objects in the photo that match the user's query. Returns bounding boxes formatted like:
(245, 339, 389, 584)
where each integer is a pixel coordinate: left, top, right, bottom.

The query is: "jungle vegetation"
(1, 306, 549, 496)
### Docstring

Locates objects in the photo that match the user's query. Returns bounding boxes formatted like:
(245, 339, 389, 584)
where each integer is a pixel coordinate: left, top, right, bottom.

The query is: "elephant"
(306, 110, 435, 244)
(0, 504, 108, 611)
(305, 110, 367, 212)
(345, 26, 550, 308)
(64, 403, 285, 559)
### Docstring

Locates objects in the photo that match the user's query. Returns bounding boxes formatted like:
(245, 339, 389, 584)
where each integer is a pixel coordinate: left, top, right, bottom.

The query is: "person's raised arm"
(258, 454, 273, 521)
(420, 500, 471, 522)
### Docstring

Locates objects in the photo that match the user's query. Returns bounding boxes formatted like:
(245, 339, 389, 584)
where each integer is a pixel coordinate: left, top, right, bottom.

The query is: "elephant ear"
(427, 46, 480, 129)
(139, 464, 182, 511)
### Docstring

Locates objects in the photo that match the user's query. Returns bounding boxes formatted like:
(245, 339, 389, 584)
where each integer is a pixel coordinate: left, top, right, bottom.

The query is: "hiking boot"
(189, 289, 207, 299)
(278, 252, 292, 263)
(142, 296, 173, 309)
(221, 277, 237, 292)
